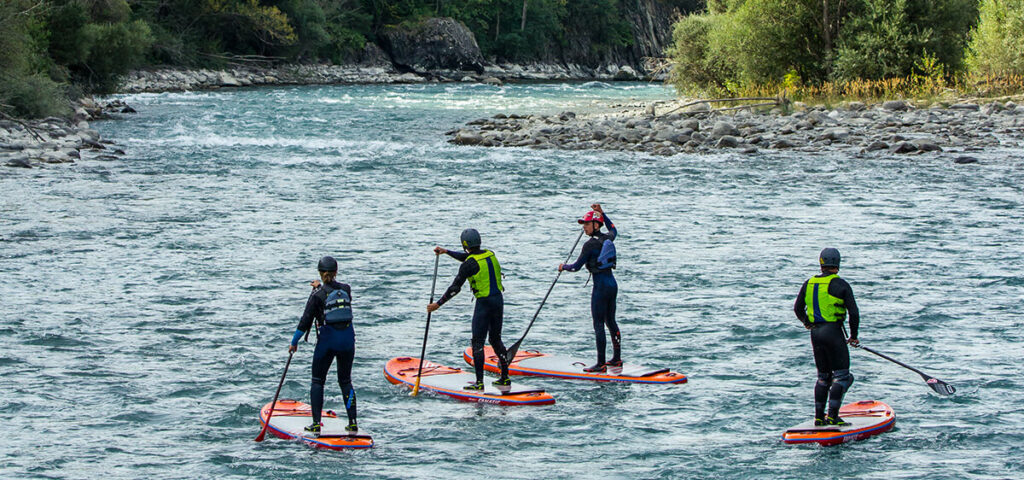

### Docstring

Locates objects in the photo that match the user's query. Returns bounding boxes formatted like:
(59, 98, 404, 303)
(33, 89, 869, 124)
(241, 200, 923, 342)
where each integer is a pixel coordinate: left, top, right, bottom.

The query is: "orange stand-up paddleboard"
(258, 399, 373, 450)
(384, 357, 555, 406)
(782, 400, 895, 446)
(466, 346, 687, 384)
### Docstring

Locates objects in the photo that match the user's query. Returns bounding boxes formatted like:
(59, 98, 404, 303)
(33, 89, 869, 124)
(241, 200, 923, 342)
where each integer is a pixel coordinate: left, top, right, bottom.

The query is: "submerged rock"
(890, 141, 918, 154)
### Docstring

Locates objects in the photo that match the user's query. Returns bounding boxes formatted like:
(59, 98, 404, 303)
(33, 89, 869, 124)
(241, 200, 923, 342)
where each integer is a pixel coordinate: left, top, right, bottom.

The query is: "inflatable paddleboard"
(782, 400, 895, 446)
(384, 357, 555, 406)
(465, 346, 687, 384)
(258, 399, 373, 450)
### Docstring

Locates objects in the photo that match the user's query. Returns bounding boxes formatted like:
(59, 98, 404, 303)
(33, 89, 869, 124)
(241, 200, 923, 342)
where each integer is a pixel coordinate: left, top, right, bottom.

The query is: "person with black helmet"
(288, 255, 358, 435)
(428, 228, 511, 390)
(794, 248, 861, 427)
(558, 203, 620, 372)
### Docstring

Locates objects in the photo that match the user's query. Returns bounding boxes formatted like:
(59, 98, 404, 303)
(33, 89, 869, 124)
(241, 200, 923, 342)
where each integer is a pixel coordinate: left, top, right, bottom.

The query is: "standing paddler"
(794, 248, 860, 426)
(558, 203, 621, 372)
(288, 256, 358, 435)
(428, 228, 512, 390)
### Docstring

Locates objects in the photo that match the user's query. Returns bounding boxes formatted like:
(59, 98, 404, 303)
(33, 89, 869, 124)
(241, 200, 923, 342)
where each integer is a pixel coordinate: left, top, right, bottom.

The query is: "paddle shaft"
(855, 344, 932, 380)
(254, 350, 293, 442)
(506, 230, 586, 363)
(412, 254, 441, 396)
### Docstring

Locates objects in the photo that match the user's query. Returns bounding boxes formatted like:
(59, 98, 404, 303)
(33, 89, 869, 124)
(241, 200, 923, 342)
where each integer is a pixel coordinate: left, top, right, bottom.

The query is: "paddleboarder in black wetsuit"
(288, 256, 358, 435)
(794, 248, 860, 426)
(428, 228, 511, 390)
(559, 203, 621, 372)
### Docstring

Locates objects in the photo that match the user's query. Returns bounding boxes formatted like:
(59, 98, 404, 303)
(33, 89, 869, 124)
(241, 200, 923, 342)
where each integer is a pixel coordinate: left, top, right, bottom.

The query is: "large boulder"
(380, 18, 485, 74)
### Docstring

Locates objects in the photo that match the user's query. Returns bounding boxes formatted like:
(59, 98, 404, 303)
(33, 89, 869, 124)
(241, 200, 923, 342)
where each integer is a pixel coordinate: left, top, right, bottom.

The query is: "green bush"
(833, 0, 916, 80)
(79, 20, 153, 93)
(669, 0, 979, 92)
(723, 0, 826, 85)
(968, 0, 1024, 76)
(0, 0, 69, 118)
(666, 13, 733, 94)
(0, 72, 70, 118)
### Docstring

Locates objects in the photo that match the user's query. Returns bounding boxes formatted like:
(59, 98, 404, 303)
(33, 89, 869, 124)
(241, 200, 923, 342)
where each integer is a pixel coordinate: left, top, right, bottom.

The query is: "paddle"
(254, 350, 294, 442)
(505, 230, 586, 364)
(411, 253, 441, 396)
(853, 344, 956, 395)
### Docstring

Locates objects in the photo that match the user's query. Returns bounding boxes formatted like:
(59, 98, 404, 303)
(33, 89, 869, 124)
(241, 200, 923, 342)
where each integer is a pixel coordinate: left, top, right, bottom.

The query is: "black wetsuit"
(794, 273, 860, 419)
(562, 213, 620, 365)
(295, 281, 356, 426)
(437, 248, 509, 383)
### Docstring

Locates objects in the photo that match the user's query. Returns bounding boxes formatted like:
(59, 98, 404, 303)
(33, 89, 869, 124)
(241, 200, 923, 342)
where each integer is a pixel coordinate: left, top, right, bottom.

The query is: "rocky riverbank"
(119, 62, 652, 93)
(447, 98, 1024, 160)
(1, 98, 131, 168)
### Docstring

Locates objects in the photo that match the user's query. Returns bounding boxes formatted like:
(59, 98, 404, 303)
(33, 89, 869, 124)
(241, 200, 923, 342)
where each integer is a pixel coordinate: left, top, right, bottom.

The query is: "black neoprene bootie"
(583, 363, 606, 373)
(825, 415, 851, 427)
(463, 381, 484, 391)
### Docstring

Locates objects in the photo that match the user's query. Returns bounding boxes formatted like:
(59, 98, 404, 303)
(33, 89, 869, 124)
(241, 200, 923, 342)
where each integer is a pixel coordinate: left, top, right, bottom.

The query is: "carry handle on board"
(505, 229, 586, 364)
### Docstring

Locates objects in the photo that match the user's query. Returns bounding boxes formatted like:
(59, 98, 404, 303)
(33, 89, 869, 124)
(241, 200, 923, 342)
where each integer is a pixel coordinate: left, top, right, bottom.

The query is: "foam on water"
(1, 82, 1022, 479)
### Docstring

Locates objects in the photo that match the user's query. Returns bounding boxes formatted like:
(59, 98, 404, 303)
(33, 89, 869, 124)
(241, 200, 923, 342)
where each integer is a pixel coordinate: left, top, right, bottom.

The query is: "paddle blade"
(505, 342, 522, 365)
(254, 425, 268, 442)
(410, 378, 421, 397)
(926, 377, 956, 395)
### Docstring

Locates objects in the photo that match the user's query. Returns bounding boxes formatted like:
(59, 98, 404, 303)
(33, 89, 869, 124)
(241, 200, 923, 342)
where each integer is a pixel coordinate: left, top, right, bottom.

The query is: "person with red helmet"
(558, 203, 621, 372)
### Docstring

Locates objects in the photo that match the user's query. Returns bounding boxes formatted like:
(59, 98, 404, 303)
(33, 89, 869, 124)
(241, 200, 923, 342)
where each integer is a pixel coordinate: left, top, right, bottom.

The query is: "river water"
(1, 82, 1022, 479)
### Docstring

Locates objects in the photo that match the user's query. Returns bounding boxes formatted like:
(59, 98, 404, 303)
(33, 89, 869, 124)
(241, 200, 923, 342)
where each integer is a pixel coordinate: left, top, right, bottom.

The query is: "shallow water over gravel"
(1, 82, 1022, 479)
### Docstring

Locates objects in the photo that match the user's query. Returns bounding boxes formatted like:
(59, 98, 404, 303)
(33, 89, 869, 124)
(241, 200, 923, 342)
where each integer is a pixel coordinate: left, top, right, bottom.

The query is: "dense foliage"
(967, 0, 1024, 76)
(667, 0, 1014, 96)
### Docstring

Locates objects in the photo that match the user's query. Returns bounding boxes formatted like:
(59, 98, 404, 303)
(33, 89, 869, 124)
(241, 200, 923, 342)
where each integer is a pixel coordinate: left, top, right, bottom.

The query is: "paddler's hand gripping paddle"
(412, 253, 441, 396)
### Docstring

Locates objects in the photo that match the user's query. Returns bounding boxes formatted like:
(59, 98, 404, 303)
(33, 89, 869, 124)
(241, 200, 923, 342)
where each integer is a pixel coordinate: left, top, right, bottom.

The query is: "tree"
(968, 0, 1024, 75)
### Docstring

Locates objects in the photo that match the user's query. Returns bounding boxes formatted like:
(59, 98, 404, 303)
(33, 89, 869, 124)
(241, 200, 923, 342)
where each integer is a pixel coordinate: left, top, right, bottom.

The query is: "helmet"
(577, 211, 604, 225)
(460, 228, 481, 249)
(818, 248, 841, 268)
(317, 256, 338, 272)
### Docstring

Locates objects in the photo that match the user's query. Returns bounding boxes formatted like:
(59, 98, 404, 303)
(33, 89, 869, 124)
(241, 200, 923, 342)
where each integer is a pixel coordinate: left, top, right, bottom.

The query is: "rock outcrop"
(1, 98, 129, 168)
(380, 18, 485, 74)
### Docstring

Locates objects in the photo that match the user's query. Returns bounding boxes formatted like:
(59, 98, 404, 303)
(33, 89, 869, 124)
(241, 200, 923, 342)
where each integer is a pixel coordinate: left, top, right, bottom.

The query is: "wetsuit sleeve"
(794, 280, 811, 327)
(603, 213, 617, 241)
(563, 238, 598, 272)
(830, 278, 859, 339)
(445, 249, 470, 262)
(295, 291, 324, 339)
(436, 260, 479, 306)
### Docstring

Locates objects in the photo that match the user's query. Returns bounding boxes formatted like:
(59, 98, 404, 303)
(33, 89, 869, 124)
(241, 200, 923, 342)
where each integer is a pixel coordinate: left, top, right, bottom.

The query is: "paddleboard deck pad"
(258, 399, 373, 449)
(384, 357, 555, 406)
(466, 346, 687, 384)
(782, 400, 895, 446)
